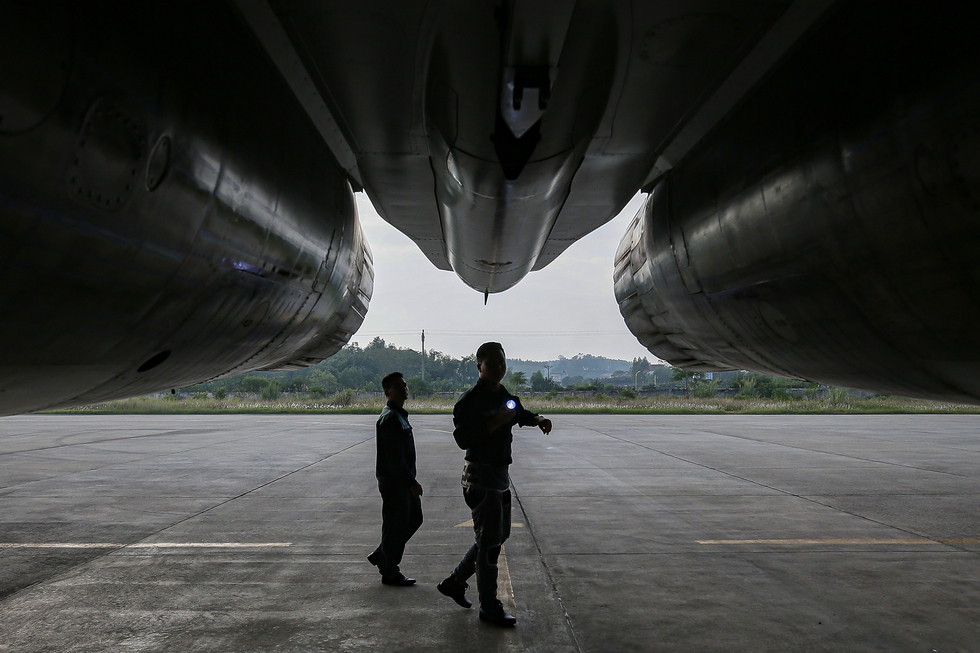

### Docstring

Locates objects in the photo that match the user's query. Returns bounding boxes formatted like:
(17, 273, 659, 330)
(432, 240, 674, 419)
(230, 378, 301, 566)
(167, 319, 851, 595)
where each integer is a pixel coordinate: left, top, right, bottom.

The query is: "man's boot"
(437, 575, 472, 608)
(479, 599, 517, 627)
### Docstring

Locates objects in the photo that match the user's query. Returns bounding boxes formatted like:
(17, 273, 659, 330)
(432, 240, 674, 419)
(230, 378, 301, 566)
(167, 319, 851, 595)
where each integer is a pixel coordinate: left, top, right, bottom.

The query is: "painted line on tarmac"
(497, 547, 523, 651)
(451, 522, 522, 601)
(697, 538, 980, 545)
(0, 542, 293, 549)
(450, 523, 522, 646)
(498, 545, 517, 610)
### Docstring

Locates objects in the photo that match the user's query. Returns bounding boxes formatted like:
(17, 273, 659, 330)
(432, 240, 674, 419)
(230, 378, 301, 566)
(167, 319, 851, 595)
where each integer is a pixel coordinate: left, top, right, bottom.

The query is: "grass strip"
(43, 395, 980, 415)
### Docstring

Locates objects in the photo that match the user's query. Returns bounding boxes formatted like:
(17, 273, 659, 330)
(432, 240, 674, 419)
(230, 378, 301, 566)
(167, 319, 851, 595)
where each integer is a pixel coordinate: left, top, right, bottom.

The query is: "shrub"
(734, 376, 757, 398)
(771, 388, 791, 401)
(238, 375, 271, 393)
(406, 376, 432, 398)
(689, 379, 718, 398)
(307, 370, 339, 395)
(330, 389, 356, 407)
(260, 381, 281, 400)
(801, 382, 819, 400)
(828, 387, 849, 404)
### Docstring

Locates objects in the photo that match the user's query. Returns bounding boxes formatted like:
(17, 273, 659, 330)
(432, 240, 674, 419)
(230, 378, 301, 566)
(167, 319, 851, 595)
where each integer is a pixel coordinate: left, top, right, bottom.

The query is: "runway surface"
(1, 414, 978, 652)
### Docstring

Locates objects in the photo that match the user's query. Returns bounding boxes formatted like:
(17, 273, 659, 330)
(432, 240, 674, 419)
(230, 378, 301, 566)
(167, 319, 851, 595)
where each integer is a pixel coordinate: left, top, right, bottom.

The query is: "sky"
(351, 191, 662, 364)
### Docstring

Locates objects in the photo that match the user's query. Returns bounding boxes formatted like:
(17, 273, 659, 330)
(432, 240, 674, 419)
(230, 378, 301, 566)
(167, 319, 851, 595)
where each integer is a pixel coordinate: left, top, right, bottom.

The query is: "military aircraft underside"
(0, 2, 373, 415)
(1, 0, 979, 412)
(613, 1, 980, 402)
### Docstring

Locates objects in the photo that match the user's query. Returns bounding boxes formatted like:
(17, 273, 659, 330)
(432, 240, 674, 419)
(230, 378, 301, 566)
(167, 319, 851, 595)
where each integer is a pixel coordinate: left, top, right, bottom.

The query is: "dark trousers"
(451, 487, 511, 606)
(372, 485, 423, 575)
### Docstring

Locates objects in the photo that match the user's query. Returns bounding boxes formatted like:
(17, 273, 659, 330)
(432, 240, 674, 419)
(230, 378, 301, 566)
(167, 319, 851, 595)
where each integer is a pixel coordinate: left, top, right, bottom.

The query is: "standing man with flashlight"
(437, 342, 552, 627)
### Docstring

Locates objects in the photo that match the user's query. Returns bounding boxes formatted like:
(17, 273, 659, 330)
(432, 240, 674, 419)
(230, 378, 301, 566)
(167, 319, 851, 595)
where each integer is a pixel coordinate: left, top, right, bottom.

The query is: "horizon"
(347, 335, 654, 365)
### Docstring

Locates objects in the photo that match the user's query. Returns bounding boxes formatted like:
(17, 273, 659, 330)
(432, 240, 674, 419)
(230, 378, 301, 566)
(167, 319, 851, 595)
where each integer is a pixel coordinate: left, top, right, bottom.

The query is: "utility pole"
(421, 330, 425, 380)
(636, 361, 651, 390)
(544, 364, 553, 382)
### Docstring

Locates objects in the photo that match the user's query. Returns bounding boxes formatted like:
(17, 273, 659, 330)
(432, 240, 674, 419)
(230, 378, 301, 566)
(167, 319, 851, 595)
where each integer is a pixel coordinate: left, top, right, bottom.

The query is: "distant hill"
(507, 354, 632, 379)
(186, 338, 645, 396)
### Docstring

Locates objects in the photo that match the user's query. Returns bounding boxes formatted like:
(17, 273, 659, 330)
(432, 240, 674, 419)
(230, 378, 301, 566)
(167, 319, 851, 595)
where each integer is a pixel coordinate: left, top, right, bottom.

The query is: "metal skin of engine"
(615, 2, 980, 403)
(0, 2, 373, 415)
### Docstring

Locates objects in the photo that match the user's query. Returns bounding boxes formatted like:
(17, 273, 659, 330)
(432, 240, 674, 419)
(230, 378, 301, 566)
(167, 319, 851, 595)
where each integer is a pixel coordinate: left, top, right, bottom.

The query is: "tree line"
(184, 338, 818, 400)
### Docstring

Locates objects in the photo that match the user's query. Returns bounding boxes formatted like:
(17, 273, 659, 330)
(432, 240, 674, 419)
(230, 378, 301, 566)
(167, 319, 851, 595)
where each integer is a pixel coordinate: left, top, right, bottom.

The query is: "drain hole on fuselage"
(137, 350, 171, 373)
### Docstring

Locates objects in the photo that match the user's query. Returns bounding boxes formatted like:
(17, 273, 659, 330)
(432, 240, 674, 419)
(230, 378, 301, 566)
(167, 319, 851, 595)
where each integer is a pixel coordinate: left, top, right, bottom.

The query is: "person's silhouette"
(437, 343, 552, 626)
(368, 372, 423, 586)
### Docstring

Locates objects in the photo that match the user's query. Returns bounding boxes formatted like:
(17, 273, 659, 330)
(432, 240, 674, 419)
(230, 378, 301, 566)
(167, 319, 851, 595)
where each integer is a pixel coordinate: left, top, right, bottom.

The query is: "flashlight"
(505, 399, 517, 410)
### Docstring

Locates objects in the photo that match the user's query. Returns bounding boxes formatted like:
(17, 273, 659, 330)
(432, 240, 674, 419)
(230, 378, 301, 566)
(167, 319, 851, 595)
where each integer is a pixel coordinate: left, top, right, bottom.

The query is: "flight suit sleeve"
(512, 397, 540, 427)
(452, 395, 490, 450)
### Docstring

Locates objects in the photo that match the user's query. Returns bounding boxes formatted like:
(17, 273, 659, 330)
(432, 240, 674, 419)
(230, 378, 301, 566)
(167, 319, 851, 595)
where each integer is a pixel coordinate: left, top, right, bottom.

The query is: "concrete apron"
(0, 414, 978, 652)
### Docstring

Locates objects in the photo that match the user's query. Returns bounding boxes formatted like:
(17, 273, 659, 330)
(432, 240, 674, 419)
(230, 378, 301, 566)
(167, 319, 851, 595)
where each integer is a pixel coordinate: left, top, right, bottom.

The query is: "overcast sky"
(351, 191, 662, 364)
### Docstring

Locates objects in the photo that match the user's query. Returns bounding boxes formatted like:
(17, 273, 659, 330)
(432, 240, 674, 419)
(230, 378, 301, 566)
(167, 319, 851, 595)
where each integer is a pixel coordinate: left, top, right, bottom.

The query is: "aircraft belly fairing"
(257, 0, 793, 293)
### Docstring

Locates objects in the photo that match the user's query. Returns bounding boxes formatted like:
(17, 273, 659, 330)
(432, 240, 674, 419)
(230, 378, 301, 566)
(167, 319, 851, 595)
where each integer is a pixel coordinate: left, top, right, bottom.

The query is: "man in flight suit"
(437, 342, 552, 626)
(368, 371, 423, 586)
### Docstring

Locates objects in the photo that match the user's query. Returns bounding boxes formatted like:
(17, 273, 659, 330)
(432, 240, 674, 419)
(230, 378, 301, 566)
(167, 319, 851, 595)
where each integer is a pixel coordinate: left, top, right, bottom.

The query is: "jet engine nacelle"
(0, 2, 373, 414)
(615, 1, 980, 404)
